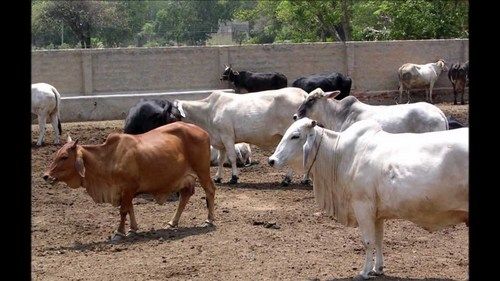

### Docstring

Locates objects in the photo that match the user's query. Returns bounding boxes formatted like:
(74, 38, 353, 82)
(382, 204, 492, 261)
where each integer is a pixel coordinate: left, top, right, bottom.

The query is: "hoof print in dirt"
(252, 220, 280, 229)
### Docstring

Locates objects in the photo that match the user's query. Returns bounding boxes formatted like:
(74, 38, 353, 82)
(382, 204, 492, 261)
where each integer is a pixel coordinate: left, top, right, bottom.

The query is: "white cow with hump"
(31, 83, 62, 146)
(210, 143, 252, 167)
(268, 118, 468, 279)
(170, 87, 308, 185)
(293, 88, 448, 133)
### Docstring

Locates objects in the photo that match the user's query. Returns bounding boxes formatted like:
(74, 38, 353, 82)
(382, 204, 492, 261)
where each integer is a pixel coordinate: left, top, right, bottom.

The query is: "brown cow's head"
(43, 135, 85, 189)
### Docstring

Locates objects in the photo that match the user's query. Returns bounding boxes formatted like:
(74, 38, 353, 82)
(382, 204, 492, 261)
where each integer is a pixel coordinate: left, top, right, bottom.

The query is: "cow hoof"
(369, 268, 384, 276)
(213, 177, 222, 183)
(281, 177, 292, 187)
(200, 220, 214, 228)
(166, 221, 178, 229)
(36, 142, 43, 147)
(110, 232, 126, 242)
(229, 175, 239, 184)
(355, 273, 374, 280)
(300, 179, 311, 186)
(127, 230, 139, 238)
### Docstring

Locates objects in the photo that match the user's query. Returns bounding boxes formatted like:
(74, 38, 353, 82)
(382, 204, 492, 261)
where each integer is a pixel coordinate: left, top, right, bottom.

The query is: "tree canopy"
(31, 0, 468, 49)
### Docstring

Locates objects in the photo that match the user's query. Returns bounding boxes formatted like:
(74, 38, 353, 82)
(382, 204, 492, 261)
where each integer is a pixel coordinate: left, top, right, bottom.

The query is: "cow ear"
(71, 139, 79, 149)
(303, 131, 316, 169)
(75, 155, 85, 178)
(307, 120, 317, 128)
(233, 70, 239, 75)
(323, 90, 341, 99)
(177, 102, 186, 118)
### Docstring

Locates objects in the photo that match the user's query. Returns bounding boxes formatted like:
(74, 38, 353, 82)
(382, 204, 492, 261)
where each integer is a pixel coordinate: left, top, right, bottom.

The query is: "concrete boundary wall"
(32, 39, 468, 97)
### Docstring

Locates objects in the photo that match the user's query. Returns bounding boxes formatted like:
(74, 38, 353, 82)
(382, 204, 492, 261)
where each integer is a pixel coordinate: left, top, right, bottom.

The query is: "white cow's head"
(269, 118, 320, 171)
(293, 88, 341, 121)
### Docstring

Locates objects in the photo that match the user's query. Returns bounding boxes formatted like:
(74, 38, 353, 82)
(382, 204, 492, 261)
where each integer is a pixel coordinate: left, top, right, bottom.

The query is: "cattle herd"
(33, 59, 469, 279)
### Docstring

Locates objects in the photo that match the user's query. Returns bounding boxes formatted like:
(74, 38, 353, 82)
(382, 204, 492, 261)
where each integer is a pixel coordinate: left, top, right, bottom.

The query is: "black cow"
(124, 99, 181, 134)
(447, 116, 466, 130)
(448, 61, 469, 105)
(292, 72, 352, 100)
(220, 64, 288, 93)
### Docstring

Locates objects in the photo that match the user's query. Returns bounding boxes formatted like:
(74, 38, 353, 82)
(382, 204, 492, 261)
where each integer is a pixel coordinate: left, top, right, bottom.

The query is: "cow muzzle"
(43, 173, 57, 185)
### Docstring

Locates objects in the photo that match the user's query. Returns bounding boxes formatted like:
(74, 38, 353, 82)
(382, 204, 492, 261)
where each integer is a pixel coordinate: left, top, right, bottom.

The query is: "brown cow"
(43, 122, 216, 241)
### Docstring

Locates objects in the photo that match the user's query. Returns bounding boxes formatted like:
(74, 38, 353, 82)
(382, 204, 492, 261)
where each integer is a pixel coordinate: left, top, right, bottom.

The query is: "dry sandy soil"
(31, 102, 468, 281)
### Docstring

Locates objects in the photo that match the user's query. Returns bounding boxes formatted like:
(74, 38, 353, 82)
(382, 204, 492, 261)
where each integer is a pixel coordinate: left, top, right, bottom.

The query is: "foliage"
(31, 0, 468, 49)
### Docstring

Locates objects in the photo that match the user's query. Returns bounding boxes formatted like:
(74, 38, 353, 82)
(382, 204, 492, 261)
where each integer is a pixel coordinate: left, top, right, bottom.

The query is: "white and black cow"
(123, 99, 182, 134)
(448, 61, 469, 105)
(292, 72, 352, 100)
(220, 64, 288, 93)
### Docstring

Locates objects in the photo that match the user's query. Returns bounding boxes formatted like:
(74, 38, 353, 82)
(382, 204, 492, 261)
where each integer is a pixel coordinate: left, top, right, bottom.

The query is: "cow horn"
(67, 134, 72, 142)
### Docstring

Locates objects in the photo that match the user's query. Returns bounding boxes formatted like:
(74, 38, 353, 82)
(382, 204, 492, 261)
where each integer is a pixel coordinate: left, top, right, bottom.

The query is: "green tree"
(36, 1, 128, 48)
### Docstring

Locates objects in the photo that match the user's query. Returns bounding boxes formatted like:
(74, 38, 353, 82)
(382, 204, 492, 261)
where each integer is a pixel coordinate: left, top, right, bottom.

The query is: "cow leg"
(36, 113, 47, 146)
(214, 149, 226, 183)
(373, 218, 385, 275)
(453, 86, 458, 105)
(222, 138, 239, 184)
(461, 89, 465, 105)
(167, 184, 195, 228)
(197, 171, 216, 227)
(353, 202, 376, 279)
(406, 89, 411, 104)
(428, 82, 435, 104)
(398, 82, 403, 104)
(128, 204, 139, 235)
(50, 113, 60, 144)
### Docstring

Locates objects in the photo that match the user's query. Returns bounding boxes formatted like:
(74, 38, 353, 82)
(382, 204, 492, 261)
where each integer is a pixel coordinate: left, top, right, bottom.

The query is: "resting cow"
(32, 83, 62, 146)
(292, 72, 352, 100)
(169, 87, 308, 185)
(210, 143, 252, 167)
(123, 98, 181, 134)
(268, 118, 468, 279)
(448, 62, 468, 105)
(447, 116, 466, 129)
(398, 59, 448, 103)
(43, 122, 216, 241)
(220, 64, 288, 93)
(294, 88, 448, 133)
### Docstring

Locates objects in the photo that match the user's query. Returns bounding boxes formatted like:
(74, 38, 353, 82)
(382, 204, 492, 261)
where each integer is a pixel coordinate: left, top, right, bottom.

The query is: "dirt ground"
(31, 102, 469, 281)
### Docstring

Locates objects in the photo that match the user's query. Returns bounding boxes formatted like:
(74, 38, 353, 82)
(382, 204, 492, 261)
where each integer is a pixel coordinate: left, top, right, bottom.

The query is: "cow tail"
(52, 86, 62, 135)
(345, 76, 352, 94)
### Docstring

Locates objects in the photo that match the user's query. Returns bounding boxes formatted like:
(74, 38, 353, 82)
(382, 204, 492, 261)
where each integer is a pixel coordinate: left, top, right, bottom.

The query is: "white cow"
(210, 143, 252, 167)
(268, 118, 468, 279)
(31, 83, 62, 146)
(170, 87, 307, 184)
(398, 59, 448, 103)
(294, 88, 448, 133)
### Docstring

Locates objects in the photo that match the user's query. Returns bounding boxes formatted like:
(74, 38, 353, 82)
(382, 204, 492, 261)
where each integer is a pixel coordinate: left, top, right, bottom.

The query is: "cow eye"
(61, 155, 69, 160)
(291, 135, 299, 140)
